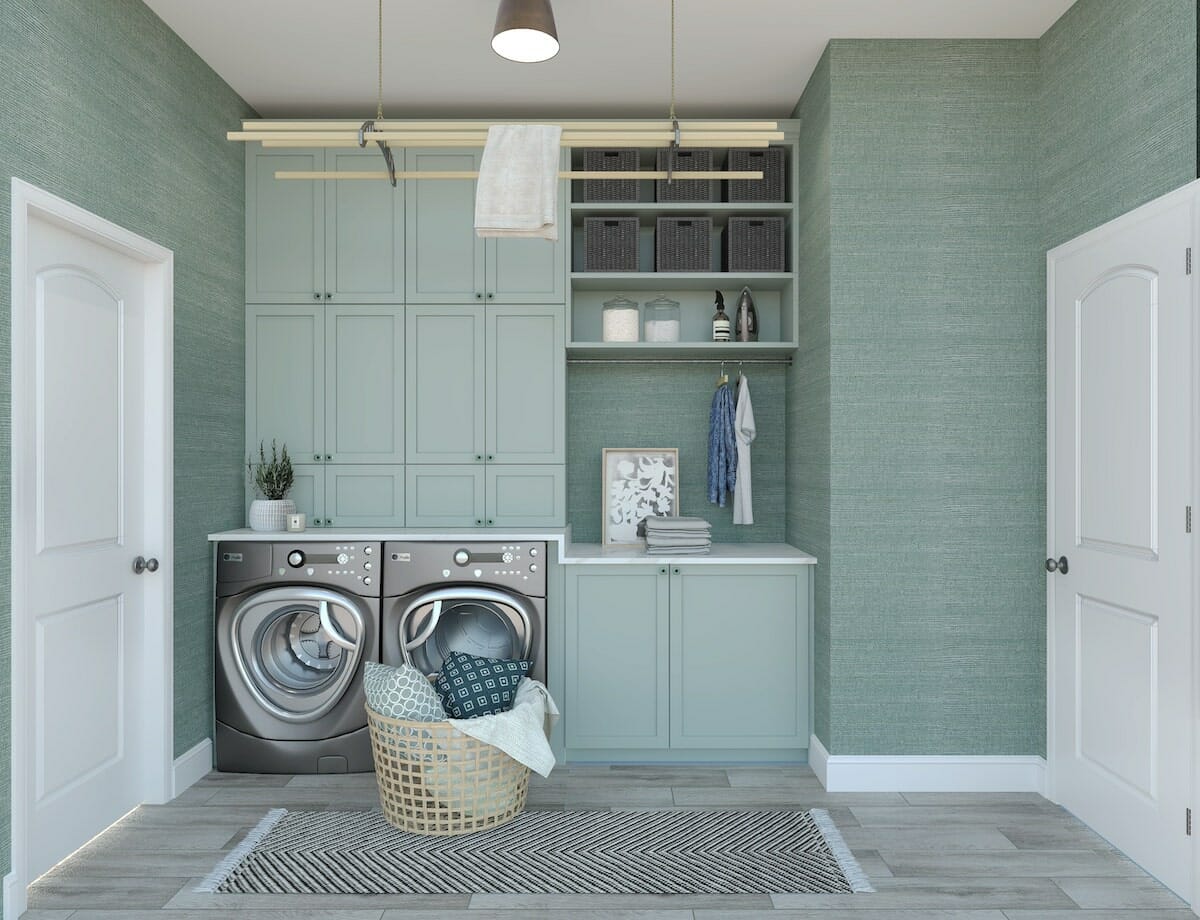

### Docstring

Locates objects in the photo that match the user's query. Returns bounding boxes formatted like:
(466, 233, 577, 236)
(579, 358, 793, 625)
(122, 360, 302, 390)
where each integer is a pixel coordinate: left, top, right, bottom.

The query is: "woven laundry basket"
(366, 704, 530, 836)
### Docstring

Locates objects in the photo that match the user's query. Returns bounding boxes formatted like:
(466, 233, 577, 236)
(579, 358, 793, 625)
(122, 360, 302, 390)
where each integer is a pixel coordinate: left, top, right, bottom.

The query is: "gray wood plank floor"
(22, 765, 1193, 918)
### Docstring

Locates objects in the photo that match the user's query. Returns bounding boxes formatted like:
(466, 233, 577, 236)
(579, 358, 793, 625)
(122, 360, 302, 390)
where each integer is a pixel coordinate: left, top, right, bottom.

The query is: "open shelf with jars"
(565, 123, 800, 357)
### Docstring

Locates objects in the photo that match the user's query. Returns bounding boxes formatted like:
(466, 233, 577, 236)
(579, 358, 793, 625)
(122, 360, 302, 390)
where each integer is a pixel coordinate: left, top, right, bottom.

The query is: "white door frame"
(7, 178, 174, 918)
(1045, 178, 1200, 913)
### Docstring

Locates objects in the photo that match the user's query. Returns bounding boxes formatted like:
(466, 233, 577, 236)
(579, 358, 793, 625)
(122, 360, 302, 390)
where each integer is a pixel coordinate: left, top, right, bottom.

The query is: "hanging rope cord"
(669, 0, 677, 123)
(377, 0, 384, 120)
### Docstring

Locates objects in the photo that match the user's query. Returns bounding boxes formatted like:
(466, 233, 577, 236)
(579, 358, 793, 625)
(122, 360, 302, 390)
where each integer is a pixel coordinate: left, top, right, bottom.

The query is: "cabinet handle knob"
(475, 518, 483, 526)
(313, 454, 321, 461)
(486, 519, 494, 526)
(486, 292, 494, 300)
(313, 292, 321, 300)
(475, 292, 483, 300)
(474, 454, 483, 461)
(659, 567, 667, 575)
(672, 567, 680, 574)
(326, 293, 333, 300)
(325, 454, 333, 461)
(486, 454, 494, 461)
(326, 518, 333, 526)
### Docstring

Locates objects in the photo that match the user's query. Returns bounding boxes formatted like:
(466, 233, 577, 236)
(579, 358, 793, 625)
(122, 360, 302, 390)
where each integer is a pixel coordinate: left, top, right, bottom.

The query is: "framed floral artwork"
(601, 448, 679, 546)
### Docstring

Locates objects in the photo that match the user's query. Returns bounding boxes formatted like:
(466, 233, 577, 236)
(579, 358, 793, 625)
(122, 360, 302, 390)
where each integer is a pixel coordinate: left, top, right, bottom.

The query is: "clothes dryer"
(214, 540, 380, 773)
(382, 541, 546, 683)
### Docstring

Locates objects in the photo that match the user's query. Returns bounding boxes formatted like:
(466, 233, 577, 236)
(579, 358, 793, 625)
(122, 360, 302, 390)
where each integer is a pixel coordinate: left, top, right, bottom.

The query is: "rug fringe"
(809, 808, 874, 893)
(194, 807, 287, 892)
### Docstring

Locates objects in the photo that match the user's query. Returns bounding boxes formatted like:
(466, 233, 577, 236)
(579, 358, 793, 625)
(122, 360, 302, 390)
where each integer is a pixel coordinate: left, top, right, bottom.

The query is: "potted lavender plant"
(247, 440, 295, 532)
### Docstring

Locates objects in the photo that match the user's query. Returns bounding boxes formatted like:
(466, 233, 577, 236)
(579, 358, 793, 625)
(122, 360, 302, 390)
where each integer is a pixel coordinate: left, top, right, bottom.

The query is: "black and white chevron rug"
(198, 808, 872, 895)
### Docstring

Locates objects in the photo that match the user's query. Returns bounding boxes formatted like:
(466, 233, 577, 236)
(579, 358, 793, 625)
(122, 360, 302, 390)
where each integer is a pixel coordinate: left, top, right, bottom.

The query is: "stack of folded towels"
(644, 516, 713, 555)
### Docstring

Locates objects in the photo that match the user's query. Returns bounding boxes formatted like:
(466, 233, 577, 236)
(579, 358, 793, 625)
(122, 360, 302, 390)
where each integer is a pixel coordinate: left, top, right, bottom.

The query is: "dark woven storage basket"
(727, 147, 786, 202)
(655, 148, 714, 202)
(582, 148, 640, 202)
(656, 217, 712, 272)
(584, 217, 639, 272)
(725, 216, 786, 272)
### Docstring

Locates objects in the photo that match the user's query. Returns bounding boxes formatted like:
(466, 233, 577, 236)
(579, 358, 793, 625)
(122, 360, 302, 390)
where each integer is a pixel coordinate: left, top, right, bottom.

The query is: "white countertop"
(207, 528, 817, 566)
(560, 543, 816, 565)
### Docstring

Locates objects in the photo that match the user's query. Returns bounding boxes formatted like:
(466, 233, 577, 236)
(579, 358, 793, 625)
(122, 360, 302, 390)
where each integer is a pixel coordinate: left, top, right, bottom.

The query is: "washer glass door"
(231, 586, 366, 722)
(402, 589, 533, 676)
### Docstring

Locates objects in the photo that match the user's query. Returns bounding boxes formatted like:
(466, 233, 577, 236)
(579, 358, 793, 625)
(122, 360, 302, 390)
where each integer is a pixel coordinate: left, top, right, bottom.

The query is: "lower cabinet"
(405, 464, 565, 527)
(284, 463, 405, 527)
(563, 563, 810, 755)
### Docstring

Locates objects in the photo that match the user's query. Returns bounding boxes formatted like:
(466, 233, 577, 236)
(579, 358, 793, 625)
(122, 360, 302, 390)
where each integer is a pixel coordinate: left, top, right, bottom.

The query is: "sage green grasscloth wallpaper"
(791, 1, 1197, 757)
(787, 47, 833, 745)
(567, 366, 786, 544)
(0, 0, 252, 881)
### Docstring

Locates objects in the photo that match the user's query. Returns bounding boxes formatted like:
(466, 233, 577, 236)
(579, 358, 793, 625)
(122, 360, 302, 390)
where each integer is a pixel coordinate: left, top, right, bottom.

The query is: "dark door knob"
(133, 555, 159, 574)
(1045, 556, 1069, 574)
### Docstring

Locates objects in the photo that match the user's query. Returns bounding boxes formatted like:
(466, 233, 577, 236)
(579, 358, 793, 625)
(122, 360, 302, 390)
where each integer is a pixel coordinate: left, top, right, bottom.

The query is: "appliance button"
(363, 561, 372, 571)
(454, 549, 470, 565)
(364, 546, 373, 555)
(442, 569, 451, 578)
(530, 547, 539, 557)
(306, 567, 315, 575)
(529, 563, 538, 573)
(474, 569, 482, 578)
(287, 550, 305, 567)
(363, 576, 372, 586)
(502, 551, 514, 563)
(337, 552, 349, 564)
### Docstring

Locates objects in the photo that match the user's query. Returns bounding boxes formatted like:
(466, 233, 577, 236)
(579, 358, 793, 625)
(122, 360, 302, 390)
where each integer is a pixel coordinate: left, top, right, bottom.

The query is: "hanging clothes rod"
(567, 356, 792, 366)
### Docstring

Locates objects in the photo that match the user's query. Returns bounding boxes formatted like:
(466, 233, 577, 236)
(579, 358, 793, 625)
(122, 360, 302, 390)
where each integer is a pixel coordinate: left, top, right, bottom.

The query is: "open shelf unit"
(565, 122, 801, 357)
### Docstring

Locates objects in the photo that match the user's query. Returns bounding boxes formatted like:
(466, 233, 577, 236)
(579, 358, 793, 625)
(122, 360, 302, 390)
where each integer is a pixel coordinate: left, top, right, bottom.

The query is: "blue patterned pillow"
(363, 661, 447, 722)
(435, 651, 531, 718)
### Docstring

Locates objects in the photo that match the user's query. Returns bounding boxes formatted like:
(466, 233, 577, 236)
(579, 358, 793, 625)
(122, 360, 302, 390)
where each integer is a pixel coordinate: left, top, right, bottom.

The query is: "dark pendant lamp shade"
(492, 0, 559, 63)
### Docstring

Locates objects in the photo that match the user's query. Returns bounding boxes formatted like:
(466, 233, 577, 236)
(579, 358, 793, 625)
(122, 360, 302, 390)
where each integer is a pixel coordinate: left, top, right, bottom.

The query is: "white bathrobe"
(733, 375, 756, 525)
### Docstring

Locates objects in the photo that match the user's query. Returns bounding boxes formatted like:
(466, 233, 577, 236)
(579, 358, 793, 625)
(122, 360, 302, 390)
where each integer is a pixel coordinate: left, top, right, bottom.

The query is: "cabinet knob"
(658, 567, 667, 575)
(325, 292, 332, 300)
(486, 454, 495, 461)
(313, 454, 321, 461)
(486, 519, 494, 526)
(486, 292, 494, 300)
(475, 518, 483, 526)
(672, 567, 680, 574)
(313, 292, 321, 300)
(325, 454, 332, 461)
(475, 292, 483, 300)
(474, 454, 483, 462)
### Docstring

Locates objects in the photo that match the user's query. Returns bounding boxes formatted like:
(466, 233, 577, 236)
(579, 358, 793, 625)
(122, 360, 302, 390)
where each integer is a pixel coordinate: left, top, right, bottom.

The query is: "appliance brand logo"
(391, 552, 411, 562)
(222, 552, 244, 562)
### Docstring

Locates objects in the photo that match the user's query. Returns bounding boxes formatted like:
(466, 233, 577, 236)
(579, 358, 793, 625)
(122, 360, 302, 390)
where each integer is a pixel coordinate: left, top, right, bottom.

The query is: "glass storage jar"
(601, 295, 639, 342)
(642, 295, 681, 342)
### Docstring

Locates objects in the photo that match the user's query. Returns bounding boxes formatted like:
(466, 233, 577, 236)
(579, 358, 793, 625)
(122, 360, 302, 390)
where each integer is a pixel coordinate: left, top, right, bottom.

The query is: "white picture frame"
(601, 448, 679, 546)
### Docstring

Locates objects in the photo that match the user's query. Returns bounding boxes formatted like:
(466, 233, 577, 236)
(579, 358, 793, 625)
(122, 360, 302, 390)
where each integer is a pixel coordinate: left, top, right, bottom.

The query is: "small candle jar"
(601, 295, 639, 342)
(643, 295, 681, 342)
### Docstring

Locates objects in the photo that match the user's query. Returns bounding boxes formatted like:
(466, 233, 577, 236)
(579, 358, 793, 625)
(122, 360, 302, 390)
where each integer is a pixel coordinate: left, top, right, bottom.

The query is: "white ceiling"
(143, 0, 1074, 119)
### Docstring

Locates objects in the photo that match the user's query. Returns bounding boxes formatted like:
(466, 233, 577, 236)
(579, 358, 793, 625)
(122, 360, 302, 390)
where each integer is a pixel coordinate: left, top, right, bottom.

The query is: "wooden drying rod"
(275, 170, 763, 181)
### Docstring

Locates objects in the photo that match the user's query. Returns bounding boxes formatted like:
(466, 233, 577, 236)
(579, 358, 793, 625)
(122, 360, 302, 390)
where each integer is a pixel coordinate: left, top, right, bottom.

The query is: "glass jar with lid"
(643, 295, 681, 343)
(601, 294, 639, 342)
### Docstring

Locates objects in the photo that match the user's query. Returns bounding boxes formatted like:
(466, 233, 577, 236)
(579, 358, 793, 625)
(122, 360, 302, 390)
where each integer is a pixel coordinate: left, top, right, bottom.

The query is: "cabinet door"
(405, 305, 485, 464)
(486, 465, 565, 527)
(246, 146, 324, 303)
(565, 567, 670, 749)
(246, 305, 325, 463)
(486, 305, 565, 463)
(486, 232, 565, 304)
(326, 306, 404, 463)
(324, 464, 405, 527)
(405, 149, 485, 303)
(669, 566, 809, 748)
(405, 465, 486, 527)
(285, 463, 326, 526)
(325, 149, 404, 302)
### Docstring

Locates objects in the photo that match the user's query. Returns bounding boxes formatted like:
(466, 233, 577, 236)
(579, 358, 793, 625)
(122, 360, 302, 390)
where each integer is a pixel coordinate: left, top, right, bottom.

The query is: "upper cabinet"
(405, 148, 566, 304)
(246, 145, 405, 303)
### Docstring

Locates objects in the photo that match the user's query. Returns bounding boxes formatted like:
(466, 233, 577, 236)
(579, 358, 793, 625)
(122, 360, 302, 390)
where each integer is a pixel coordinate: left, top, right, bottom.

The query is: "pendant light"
(491, 0, 559, 63)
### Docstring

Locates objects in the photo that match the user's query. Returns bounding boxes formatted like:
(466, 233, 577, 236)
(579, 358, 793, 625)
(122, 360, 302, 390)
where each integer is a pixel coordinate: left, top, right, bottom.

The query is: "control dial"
(337, 552, 349, 565)
(287, 550, 306, 568)
(454, 549, 470, 566)
(502, 551, 514, 564)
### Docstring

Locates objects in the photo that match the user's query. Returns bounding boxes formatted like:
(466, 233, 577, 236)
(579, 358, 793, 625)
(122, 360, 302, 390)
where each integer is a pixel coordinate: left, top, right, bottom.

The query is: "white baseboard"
(808, 733, 830, 787)
(809, 735, 1046, 793)
(4, 869, 25, 920)
(171, 738, 213, 799)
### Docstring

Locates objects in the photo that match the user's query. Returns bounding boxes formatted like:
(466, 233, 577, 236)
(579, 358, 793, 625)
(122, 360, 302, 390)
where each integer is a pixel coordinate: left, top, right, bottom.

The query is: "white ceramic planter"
(249, 498, 296, 532)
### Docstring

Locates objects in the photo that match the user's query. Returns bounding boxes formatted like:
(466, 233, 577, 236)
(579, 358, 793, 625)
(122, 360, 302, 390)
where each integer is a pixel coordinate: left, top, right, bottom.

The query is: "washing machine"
(214, 540, 381, 773)
(382, 541, 546, 683)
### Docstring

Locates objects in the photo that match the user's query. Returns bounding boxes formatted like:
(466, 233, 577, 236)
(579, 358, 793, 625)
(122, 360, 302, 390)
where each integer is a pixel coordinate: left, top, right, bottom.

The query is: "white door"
(1048, 188, 1194, 897)
(16, 206, 169, 882)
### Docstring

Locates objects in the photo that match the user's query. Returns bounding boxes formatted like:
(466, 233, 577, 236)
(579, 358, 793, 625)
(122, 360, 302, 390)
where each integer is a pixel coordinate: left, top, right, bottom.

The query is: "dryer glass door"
(402, 589, 533, 676)
(231, 587, 366, 722)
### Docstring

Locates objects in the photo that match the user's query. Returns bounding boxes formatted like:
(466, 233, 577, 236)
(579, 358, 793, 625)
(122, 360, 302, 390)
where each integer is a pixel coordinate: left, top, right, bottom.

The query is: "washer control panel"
(383, 541, 547, 597)
(271, 542, 382, 596)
